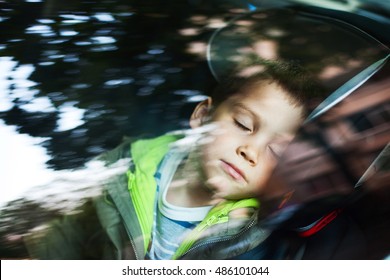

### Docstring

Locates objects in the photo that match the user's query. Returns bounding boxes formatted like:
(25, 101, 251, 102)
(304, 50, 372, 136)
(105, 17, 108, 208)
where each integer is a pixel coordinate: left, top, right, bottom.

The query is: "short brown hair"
(211, 58, 327, 115)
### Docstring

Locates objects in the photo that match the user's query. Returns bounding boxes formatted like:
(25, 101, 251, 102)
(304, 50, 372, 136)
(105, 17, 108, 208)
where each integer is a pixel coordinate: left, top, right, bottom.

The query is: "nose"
(237, 145, 259, 166)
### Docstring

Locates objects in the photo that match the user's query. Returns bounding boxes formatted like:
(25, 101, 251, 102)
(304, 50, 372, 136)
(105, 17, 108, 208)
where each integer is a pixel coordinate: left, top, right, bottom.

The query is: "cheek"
(201, 129, 235, 156)
(198, 139, 220, 173)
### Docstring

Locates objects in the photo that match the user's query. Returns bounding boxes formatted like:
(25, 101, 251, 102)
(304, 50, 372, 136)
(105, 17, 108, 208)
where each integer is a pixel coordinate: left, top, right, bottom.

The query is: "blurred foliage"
(0, 0, 248, 257)
(0, 0, 247, 170)
(0, 198, 61, 258)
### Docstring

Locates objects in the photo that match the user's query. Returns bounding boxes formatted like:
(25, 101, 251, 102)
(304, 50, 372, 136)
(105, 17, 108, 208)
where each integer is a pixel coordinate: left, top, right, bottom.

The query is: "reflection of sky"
(0, 3, 175, 208)
(0, 118, 129, 211)
(0, 119, 54, 207)
(56, 102, 86, 132)
(0, 56, 86, 207)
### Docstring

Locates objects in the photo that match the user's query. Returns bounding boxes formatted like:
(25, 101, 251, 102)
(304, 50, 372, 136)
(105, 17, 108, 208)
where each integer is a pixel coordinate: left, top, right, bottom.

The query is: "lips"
(220, 160, 245, 181)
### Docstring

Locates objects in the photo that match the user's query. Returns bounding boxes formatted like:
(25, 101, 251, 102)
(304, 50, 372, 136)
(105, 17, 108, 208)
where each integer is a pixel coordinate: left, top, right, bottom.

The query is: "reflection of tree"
(0, 0, 236, 258)
(210, 7, 388, 91)
(0, 0, 238, 170)
(0, 199, 61, 258)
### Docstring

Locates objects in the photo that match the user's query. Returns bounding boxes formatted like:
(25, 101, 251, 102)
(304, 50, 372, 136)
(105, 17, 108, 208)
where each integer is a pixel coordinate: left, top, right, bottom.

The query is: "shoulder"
(95, 136, 135, 165)
(97, 133, 181, 165)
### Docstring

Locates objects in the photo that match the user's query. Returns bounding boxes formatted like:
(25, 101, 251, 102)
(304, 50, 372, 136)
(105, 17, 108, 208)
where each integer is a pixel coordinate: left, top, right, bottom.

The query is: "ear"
(189, 97, 212, 128)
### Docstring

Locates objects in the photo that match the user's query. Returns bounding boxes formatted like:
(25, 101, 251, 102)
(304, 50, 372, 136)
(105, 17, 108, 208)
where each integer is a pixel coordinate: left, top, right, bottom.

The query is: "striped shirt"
(147, 144, 212, 260)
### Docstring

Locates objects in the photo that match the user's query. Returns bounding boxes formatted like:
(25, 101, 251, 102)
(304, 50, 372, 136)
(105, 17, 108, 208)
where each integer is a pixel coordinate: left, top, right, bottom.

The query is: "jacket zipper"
(172, 199, 259, 259)
(126, 227, 140, 260)
(127, 171, 150, 251)
(178, 218, 259, 259)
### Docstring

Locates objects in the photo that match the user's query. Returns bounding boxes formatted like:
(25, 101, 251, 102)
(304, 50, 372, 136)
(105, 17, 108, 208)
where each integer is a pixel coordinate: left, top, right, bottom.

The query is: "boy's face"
(192, 81, 304, 200)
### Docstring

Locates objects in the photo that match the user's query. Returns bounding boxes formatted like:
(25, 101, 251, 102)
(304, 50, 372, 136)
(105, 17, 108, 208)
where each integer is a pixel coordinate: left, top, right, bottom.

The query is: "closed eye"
(234, 119, 251, 132)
